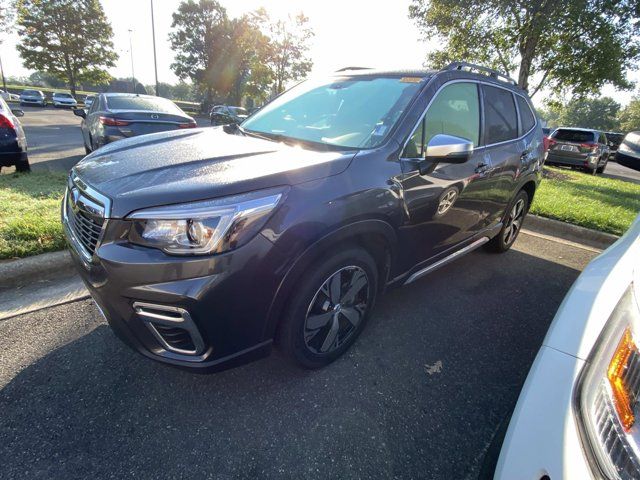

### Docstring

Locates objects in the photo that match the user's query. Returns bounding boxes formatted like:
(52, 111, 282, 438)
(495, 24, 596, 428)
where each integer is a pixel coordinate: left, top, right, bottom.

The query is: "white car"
(495, 213, 640, 479)
(0, 90, 19, 101)
(52, 92, 78, 108)
(84, 94, 96, 108)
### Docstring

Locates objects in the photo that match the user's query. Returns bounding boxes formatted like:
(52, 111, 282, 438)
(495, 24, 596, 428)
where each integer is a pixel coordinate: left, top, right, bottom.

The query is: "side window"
(402, 82, 480, 158)
(482, 85, 518, 144)
(89, 96, 100, 114)
(516, 95, 535, 134)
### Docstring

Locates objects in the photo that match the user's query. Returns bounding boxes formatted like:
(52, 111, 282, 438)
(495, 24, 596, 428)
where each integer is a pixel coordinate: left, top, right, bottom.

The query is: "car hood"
(73, 127, 357, 218)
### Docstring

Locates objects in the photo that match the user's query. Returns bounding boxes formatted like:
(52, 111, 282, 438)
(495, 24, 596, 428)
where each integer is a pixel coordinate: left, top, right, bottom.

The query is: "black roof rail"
(444, 62, 518, 86)
(335, 66, 373, 72)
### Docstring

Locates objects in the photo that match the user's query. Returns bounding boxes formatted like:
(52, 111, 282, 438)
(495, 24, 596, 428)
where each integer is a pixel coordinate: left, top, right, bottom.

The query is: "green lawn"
(0, 172, 67, 260)
(531, 167, 640, 236)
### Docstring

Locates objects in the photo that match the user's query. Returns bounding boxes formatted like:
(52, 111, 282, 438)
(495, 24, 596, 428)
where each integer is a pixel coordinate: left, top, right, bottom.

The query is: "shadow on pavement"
(30, 153, 84, 173)
(0, 247, 584, 479)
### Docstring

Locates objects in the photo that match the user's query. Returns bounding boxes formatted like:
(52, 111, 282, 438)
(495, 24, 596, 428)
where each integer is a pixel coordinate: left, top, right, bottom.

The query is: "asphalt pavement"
(0, 231, 598, 479)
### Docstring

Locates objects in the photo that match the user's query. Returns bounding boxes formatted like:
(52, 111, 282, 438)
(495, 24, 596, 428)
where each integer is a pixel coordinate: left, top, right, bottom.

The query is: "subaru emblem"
(151, 114, 159, 119)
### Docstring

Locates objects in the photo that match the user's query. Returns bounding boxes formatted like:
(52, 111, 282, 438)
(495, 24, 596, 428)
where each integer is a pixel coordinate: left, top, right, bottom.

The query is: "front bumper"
(495, 346, 593, 479)
(62, 183, 289, 372)
(53, 101, 77, 108)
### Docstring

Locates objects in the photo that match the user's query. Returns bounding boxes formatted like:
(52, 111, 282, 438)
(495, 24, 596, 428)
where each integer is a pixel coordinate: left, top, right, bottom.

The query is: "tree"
(409, 0, 640, 97)
(539, 97, 621, 130)
(169, 0, 230, 104)
(264, 12, 314, 95)
(618, 97, 640, 132)
(16, 0, 117, 96)
(0, 0, 15, 34)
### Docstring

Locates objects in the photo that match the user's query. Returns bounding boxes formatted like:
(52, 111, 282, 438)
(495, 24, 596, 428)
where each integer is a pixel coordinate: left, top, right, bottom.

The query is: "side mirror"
(424, 134, 474, 164)
(11, 108, 24, 117)
(73, 108, 86, 119)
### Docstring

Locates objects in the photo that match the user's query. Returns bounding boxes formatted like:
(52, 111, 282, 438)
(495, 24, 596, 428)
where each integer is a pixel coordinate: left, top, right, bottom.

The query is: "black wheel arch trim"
(262, 219, 397, 341)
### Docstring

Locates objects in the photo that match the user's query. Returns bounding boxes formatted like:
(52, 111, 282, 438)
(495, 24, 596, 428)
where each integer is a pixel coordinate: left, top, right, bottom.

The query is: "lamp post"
(150, 0, 159, 96)
(128, 29, 136, 93)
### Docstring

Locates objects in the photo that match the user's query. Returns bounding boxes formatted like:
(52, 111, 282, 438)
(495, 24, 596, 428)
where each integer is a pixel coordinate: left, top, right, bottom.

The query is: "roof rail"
(335, 66, 373, 72)
(444, 62, 517, 86)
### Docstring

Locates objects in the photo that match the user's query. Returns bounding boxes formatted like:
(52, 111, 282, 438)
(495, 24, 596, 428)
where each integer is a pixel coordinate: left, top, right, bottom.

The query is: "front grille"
(66, 202, 104, 256)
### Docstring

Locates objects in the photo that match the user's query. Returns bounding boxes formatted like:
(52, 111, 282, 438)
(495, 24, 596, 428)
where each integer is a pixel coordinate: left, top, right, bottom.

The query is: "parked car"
(19, 89, 46, 107)
(0, 90, 19, 102)
(0, 97, 29, 172)
(84, 94, 96, 109)
(546, 127, 610, 174)
(73, 93, 197, 154)
(615, 131, 640, 171)
(606, 131, 625, 160)
(210, 105, 248, 125)
(52, 91, 77, 108)
(63, 62, 544, 372)
(493, 211, 640, 479)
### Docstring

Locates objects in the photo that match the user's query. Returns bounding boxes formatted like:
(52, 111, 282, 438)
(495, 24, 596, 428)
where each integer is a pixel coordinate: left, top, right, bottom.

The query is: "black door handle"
(475, 162, 490, 173)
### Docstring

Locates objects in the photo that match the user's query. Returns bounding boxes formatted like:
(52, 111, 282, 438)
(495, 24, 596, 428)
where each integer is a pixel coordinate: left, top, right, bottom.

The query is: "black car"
(0, 98, 29, 172)
(210, 105, 248, 126)
(62, 63, 543, 372)
(605, 131, 625, 159)
(546, 127, 610, 174)
(74, 93, 197, 153)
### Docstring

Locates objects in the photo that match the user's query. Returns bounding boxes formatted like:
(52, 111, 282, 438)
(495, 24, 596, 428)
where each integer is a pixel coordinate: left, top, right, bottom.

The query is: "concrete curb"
(0, 250, 74, 288)
(523, 215, 619, 251)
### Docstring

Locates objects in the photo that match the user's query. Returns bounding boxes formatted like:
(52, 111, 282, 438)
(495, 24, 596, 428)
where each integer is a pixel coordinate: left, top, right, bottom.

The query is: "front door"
(397, 81, 496, 263)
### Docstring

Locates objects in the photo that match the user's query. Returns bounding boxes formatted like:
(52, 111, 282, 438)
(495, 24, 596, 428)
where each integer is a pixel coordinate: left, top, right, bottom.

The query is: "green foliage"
(542, 97, 621, 130)
(618, 97, 640, 132)
(16, 0, 118, 96)
(169, 1, 314, 104)
(0, 0, 14, 33)
(531, 167, 640, 236)
(409, 0, 640, 97)
(0, 172, 67, 259)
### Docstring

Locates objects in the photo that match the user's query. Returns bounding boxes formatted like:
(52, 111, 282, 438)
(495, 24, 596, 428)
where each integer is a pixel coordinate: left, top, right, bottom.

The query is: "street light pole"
(150, 0, 159, 96)
(128, 29, 136, 93)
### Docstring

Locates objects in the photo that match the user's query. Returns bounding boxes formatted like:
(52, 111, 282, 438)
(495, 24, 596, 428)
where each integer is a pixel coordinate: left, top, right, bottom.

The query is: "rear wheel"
(486, 190, 529, 253)
(14, 158, 31, 173)
(596, 160, 607, 174)
(277, 248, 378, 369)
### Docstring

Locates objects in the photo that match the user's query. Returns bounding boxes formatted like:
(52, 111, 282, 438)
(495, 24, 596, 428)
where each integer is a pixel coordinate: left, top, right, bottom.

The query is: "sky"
(0, 0, 638, 107)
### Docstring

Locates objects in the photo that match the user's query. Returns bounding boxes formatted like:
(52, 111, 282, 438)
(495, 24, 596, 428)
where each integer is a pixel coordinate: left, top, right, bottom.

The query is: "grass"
(530, 167, 640, 236)
(0, 172, 67, 260)
(0, 166, 637, 260)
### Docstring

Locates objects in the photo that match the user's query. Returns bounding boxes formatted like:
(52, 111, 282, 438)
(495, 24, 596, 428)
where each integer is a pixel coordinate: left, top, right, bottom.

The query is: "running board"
(403, 237, 490, 285)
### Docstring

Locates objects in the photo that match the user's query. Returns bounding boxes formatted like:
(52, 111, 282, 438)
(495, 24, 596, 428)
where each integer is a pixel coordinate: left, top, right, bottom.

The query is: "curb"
(0, 249, 74, 288)
(523, 215, 619, 251)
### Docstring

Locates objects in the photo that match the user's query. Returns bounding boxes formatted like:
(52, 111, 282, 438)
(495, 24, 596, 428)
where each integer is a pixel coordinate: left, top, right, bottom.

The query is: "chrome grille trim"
(61, 172, 111, 268)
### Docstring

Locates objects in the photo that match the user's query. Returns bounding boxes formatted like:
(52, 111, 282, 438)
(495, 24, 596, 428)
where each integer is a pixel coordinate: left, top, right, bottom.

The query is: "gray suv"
(546, 128, 610, 174)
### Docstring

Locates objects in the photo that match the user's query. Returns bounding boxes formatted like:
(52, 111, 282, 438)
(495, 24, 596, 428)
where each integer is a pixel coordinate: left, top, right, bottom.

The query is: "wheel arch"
(519, 179, 537, 205)
(263, 219, 397, 341)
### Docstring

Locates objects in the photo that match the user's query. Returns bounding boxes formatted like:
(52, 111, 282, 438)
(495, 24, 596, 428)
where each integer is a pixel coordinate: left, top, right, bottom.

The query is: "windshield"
(105, 96, 184, 114)
(22, 90, 41, 96)
(622, 131, 640, 151)
(552, 129, 595, 143)
(241, 76, 423, 149)
(229, 107, 248, 116)
(55, 93, 73, 98)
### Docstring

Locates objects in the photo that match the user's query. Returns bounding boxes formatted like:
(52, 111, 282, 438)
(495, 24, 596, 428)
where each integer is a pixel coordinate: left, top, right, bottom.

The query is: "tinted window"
(482, 85, 518, 144)
(55, 93, 73, 98)
(552, 129, 595, 143)
(105, 96, 184, 115)
(424, 82, 480, 146)
(516, 95, 535, 133)
(243, 76, 422, 149)
(22, 90, 41, 96)
(404, 119, 425, 158)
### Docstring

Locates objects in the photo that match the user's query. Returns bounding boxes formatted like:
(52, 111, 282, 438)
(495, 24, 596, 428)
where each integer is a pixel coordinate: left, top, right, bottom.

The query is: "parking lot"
(0, 231, 597, 479)
(15, 107, 210, 173)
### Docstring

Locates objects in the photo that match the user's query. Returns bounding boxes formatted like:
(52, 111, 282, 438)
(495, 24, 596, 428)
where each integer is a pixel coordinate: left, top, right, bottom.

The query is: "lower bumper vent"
(133, 302, 206, 357)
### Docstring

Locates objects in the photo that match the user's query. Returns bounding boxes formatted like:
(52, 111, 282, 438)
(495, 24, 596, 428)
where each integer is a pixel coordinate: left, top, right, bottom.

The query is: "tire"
(486, 189, 529, 253)
(14, 158, 31, 173)
(596, 161, 607, 174)
(277, 248, 379, 369)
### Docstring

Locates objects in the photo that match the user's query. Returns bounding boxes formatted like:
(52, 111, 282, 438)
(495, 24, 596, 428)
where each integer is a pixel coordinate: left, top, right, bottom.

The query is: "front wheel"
(277, 248, 378, 369)
(486, 190, 529, 253)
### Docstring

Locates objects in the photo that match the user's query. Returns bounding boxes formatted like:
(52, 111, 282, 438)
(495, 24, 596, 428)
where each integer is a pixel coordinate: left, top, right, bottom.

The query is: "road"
(13, 106, 210, 173)
(0, 231, 598, 479)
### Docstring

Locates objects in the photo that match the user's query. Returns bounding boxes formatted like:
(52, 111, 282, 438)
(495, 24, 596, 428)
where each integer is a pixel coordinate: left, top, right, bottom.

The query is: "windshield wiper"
(241, 128, 359, 152)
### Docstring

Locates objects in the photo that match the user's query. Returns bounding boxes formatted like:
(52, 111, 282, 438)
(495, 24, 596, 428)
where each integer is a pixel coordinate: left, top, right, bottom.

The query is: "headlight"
(575, 285, 640, 479)
(127, 187, 287, 255)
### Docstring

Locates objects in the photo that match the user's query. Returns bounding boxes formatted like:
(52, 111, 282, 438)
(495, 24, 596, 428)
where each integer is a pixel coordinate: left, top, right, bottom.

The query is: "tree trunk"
(69, 70, 77, 97)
